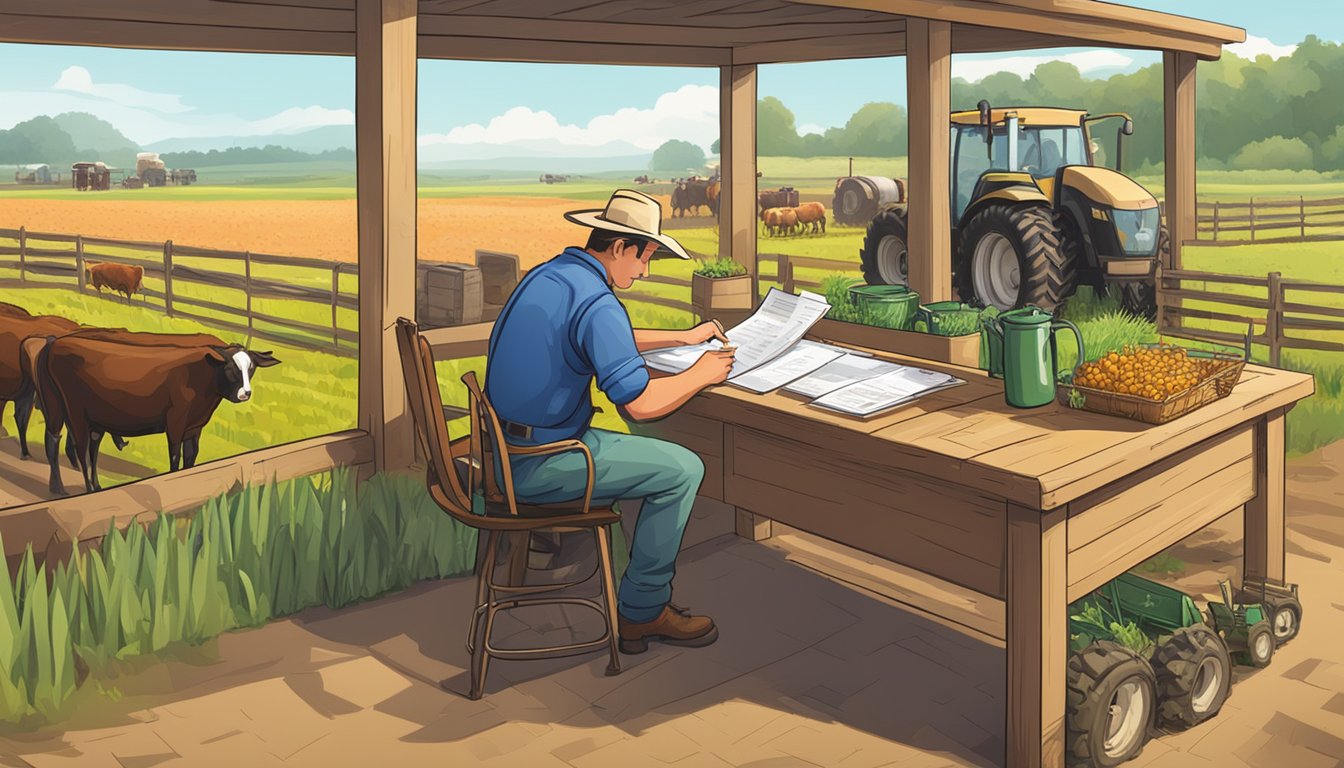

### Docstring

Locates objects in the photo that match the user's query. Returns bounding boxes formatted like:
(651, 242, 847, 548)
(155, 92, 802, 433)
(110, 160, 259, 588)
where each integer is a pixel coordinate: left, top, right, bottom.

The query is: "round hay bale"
(832, 175, 904, 226)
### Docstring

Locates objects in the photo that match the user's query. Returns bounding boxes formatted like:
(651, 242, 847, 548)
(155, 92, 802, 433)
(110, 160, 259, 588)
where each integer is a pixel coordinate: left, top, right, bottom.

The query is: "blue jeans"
(503, 428, 704, 623)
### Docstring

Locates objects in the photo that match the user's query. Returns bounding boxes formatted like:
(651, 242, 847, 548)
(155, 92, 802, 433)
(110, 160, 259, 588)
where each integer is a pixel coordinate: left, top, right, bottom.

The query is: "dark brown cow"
(26, 328, 218, 494)
(87, 262, 144, 301)
(757, 187, 799, 219)
(44, 333, 280, 492)
(671, 178, 711, 217)
(1, 309, 79, 459)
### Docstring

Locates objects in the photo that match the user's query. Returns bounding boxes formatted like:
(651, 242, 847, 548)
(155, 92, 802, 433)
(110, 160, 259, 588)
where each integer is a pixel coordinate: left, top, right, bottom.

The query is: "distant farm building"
(71, 162, 112, 191)
(136, 152, 167, 187)
(14, 163, 56, 184)
(170, 168, 197, 185)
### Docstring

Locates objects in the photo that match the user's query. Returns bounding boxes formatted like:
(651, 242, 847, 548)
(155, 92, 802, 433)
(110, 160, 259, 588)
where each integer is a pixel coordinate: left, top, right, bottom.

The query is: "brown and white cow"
(87, 262, 144, 301)
(0, 306, 78, 459)
(44, 332, 280, 492)
(794, 201, 827, 235)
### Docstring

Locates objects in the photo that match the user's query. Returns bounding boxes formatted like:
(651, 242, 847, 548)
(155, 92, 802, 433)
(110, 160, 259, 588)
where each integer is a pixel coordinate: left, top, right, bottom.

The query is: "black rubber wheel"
(1115, 226, 1166, 322)
(1067, 641, 1158, 768)
(1150, 624, 1232, 729)
(1238, 623, 1275, 668)
(1266, 597, 1302, 645)
(955, 203, 1069, 311)
(860, 205, 910, 286)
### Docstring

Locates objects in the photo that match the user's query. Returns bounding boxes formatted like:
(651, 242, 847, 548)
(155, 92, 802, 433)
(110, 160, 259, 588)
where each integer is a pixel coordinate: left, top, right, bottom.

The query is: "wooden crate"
(417, 262, 483, 327)
(475, 249, 520, 305)
(808, 317, 980, 367)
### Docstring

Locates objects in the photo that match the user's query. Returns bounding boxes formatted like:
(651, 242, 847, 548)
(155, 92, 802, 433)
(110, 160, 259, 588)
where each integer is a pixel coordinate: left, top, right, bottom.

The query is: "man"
(486, 188, 735, 654)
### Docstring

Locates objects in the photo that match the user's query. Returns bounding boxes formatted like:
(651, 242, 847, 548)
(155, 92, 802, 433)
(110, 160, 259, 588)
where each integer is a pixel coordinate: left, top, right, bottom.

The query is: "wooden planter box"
(808, 317, 981, 367)
(691, 273, 752, 325)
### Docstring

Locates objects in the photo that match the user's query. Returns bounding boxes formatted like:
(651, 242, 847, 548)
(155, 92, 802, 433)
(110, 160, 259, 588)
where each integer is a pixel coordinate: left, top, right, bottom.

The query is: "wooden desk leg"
(1245, 410, 1287, 583)
(1006, 504, 1067, 768)
(734, 508, 772, 541)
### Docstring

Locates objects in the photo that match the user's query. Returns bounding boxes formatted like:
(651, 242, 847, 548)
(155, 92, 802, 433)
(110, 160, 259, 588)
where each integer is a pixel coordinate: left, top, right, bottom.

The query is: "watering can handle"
(1051, 319, 1086, 380)
(914, 305, 932, 332)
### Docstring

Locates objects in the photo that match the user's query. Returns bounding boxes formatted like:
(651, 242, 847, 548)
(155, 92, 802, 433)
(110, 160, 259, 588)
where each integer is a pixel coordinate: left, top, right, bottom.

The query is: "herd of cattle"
(0, 301, 279, 497)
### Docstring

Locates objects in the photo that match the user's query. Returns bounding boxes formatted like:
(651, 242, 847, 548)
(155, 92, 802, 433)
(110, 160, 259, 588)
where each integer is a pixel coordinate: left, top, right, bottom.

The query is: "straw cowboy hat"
(564, 189, 690, 260)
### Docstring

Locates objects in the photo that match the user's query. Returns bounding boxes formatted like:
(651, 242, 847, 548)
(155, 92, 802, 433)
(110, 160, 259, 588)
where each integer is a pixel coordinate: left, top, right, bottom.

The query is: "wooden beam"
(905, 18, 953, 303)
(356, 0, 418, 474)
(1164, 51, 1197, 271)
(0, 0, 352, 30)
(418, 35, 729, 66)
(720, 63, 758, 297)
(1006, 504, 1067, 768)
(0, 12, 352, 54)
(422, 322, 493, 359)
(789, 0, 1235, 59)
(1244, 409, 1288, 583)
(734, 30, 905, 64)
(977, 0, 1245, 46)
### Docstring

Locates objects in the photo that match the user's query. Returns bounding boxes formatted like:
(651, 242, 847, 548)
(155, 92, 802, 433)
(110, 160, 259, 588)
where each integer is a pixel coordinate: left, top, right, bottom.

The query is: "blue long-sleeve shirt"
(485, 247, 649, 446)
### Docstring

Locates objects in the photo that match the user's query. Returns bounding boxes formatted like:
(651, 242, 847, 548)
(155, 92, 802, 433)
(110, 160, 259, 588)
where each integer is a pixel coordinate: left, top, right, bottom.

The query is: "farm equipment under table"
(1063, 572, 1301, 767)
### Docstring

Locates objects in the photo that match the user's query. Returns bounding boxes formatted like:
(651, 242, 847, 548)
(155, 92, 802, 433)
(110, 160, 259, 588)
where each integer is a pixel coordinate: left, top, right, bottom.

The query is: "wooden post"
(1006, 504, 1068, 768)
(720, 62, 758, 304)
(1267, 271, 1283, 367)
(1299, 195, 1306, 239)
(331, 263, 341, 349)
(735, 508, 773, 541)
(17, 226, 25, 283)
(1213, 200, 1220, 241)
(1244, 410, 1287, 584)
(163, 239, 175, 317)
(356, 0, 418, 473)
(781, 253, 795, 293)
(1249, 197, 1256, 241)
(244, 250, 254, 343)
(906, 18, 953, 303)
(75, 234, 85, 293)
(1163, 51, 1196, 271)
(1154, 261, 1165, 332)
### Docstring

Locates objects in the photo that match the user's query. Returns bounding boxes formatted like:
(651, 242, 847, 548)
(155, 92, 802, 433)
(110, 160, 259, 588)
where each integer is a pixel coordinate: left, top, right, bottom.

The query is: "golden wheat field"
(0, 195, 681, 270)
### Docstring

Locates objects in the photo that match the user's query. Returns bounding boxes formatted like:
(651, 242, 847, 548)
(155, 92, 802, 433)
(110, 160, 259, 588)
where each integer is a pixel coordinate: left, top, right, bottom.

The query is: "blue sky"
(0, 1, 1336, 154)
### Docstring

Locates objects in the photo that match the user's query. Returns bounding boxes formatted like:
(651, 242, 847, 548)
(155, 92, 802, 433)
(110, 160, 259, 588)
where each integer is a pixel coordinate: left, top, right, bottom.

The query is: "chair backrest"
(393, 317, 479, 525)
(460, 370, 523, 516)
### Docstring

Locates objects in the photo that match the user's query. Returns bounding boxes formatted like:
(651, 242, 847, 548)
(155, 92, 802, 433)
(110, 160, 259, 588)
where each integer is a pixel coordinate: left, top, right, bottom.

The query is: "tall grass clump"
(0, 469, 477, 728)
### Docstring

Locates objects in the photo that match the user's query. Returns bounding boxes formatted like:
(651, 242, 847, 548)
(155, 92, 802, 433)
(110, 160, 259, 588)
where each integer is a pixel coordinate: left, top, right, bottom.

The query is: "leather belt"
(502, 420, 533, 440)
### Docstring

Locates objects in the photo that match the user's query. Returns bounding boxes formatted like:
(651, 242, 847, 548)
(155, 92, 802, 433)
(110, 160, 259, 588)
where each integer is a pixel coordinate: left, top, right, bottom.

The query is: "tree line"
(750, 36, 1344, 172)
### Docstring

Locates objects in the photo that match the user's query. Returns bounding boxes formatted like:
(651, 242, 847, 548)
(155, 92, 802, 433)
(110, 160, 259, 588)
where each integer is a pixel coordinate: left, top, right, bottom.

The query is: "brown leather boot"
(618, 603, 718, 654)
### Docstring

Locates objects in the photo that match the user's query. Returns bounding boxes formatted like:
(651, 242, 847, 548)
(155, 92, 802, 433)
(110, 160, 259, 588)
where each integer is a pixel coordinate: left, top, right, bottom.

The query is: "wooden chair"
(394, 318, 622, 699)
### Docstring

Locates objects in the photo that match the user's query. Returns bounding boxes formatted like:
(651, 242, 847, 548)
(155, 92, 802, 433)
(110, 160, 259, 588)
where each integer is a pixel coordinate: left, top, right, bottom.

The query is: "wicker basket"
(1057, 341, 1248, 425)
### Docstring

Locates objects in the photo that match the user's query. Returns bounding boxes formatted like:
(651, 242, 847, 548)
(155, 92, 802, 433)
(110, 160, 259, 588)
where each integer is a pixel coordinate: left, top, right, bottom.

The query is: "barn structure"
(14, 163, 54, 184)
(0, 3, 1253, 766)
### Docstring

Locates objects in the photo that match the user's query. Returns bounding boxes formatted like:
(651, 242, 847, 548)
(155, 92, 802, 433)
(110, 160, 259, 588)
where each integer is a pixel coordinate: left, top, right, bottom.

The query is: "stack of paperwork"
(640, 287, 964, 418)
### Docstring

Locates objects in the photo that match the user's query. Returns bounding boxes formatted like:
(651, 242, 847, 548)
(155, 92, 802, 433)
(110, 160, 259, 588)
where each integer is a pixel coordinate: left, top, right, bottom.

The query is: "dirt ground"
(0, 195, 697, 270)
(0, 447, 1341, 768)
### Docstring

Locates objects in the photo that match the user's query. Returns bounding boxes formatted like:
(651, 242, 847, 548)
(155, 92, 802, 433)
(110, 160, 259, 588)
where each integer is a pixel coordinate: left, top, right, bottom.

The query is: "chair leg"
(469, 530, 500, 700)
(506, 531, 530, 588)
(594, 525, 622, 676)
(465, 531, 493, 655)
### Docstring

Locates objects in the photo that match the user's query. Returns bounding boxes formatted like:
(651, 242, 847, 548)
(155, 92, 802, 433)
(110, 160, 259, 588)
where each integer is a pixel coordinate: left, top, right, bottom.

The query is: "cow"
(794, 201, 827, 235)
(762, 207, 798, 237)
(758, 187, 799, 218)
(1, 308, 79, 459)
(671, 178, 711, 217)
(706, 181, 721, 218)
(44, 333, 280, 492)
(632, 174, 651, 184)
(87, 262, 144, 302)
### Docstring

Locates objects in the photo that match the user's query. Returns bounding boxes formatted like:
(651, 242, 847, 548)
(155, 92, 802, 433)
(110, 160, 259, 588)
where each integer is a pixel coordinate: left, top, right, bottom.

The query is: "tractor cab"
(950, 107, 1091, 222)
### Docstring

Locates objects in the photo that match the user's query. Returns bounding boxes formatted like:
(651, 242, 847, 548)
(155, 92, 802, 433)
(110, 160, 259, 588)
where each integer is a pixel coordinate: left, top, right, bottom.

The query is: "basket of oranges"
(1057, 338, 1249, 424)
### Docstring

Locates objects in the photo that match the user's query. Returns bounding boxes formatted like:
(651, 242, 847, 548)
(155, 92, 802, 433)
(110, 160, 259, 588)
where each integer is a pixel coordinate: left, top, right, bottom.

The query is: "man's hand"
(681, 319, 731, 346)
(688, 348, 735, 385)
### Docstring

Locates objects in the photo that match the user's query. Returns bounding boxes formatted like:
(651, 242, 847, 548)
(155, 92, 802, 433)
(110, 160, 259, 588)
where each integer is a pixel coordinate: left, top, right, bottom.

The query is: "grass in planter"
(692, 255, 747, 279)
(820, 273, 909, 330)
(0, 469, 479, 729)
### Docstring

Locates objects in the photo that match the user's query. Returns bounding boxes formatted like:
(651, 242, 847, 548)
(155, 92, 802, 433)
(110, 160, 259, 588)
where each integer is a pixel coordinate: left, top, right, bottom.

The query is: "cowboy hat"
(564, 188, 691, 260)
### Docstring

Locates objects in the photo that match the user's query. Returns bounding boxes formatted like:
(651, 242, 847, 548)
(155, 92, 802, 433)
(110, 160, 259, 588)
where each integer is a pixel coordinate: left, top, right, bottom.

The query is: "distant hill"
(161, 145, 355, 167)
(417, 154, 652, 174)
(53, 112, 140, 168)
(145, 125, 354, 154)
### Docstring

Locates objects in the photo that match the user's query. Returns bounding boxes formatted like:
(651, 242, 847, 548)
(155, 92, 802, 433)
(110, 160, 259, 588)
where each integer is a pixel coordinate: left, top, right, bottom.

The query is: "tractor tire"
(955, 203, 1069, 312)
(1266, 596, 1303, 645)
(1067, 641, 1157, 768)
(1150, 624, 1232, 730)
(1116, 226, 1167, 322)
(1238, 623, 1275, 668)
(860, 206, 910, 286)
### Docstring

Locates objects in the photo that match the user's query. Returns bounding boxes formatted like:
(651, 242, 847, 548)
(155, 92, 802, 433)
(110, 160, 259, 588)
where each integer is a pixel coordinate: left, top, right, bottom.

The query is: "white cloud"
(246, 106, 354, 135)
(1228, 34, 1298, 61)
(52, 66, 192, 114)
(418, 84, 719, 152)
(952, 50, 1134, 83)
(798, 123, 826, 136)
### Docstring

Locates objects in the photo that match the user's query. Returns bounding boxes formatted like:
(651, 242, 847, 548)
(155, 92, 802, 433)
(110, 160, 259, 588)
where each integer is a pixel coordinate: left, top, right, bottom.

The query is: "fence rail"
(0, 226, 358, 357)
(1157, 266, 1344, 365)
(1189, 196, 1344, 245)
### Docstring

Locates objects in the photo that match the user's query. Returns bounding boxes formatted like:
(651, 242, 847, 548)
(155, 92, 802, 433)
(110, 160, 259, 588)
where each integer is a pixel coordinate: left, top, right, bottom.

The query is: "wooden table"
(639, 337, 1314, 768)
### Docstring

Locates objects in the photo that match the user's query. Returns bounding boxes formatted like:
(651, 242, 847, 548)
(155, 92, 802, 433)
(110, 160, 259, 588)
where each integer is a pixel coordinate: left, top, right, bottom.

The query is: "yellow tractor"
(859, 101, 1166, 319)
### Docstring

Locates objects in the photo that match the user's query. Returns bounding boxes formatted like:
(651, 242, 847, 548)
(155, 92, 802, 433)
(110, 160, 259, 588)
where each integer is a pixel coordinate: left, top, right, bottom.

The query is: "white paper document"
(642, 339, 726, 374)
(783, 354, 903, 399)
(727, 343, 845, 394)
(809, 367, 965, 417)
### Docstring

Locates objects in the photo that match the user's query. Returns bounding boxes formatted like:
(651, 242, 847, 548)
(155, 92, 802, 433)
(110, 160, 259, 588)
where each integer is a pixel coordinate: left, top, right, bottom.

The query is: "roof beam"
(417, 13, 906, 47)
(979, 0, 1245, 45)
(788, 0, 1238, 59)
(0, 12, 352, 54)
(734, 29, 906, 63)
(418, 35, 730, 66)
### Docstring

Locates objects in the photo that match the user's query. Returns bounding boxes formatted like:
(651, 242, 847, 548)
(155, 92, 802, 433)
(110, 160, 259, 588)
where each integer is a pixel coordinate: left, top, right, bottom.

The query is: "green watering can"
(849, 284, 920, 330)
(915, 301, 982, 336)
(985, 307, 1085, 408)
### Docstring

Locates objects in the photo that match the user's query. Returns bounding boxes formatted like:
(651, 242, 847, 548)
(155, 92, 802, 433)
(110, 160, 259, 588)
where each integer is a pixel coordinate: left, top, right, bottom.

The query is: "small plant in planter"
(691, 256, 752, 319)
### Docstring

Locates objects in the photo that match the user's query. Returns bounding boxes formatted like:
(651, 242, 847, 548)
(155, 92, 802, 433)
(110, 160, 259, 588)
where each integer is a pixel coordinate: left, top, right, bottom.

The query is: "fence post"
(17, 226, 26, 283)
(331, 263, 340, 350)
(1299, 195, 1306, 239)
(163, 239, 174, 317)
(1248, 197, 1256, 242)
(1212, 200, 1220, 241)
(1154, 261, 1165, 333)
(1267, 271, 1282, 368)
(244, 250, 253, 344)
(781, 254, 796, 293)
(75, 234, 85, 293)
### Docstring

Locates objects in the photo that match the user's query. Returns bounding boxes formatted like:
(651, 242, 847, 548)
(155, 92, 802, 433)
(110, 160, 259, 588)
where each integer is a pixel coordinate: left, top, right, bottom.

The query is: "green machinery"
(1064, 572, 1297, 767)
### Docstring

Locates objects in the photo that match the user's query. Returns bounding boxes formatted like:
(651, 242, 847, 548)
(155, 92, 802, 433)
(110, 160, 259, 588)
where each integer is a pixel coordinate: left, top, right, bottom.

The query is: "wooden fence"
(614, 252, 854, 317)
(0, 226, 359, 356)
(1157, 266, 1344, 365)
(1183, 197, 1344, 245)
